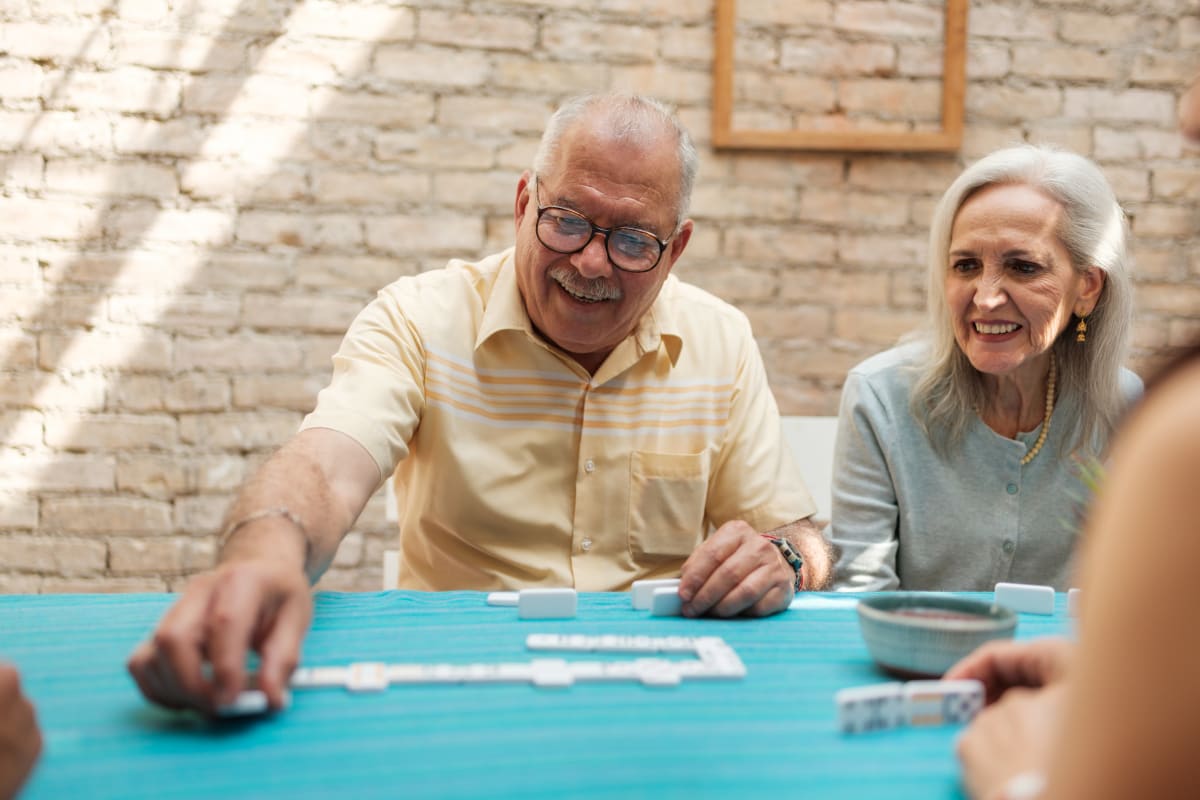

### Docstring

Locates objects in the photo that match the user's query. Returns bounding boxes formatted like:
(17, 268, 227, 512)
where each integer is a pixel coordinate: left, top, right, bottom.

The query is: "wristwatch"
(762, 534, 805, 592)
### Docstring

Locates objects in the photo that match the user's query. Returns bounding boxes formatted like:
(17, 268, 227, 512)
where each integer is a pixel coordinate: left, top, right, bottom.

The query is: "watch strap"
(762, 534, 804, 592)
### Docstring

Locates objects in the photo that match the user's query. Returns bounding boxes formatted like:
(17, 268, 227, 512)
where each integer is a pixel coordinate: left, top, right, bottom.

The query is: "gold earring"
(1075, 315, 1088, 343)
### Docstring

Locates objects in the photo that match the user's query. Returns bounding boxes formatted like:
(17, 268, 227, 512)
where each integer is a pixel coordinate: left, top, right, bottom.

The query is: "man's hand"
(944, 637, 1075, 705)
(957, 683, 1066, 800)
(127, 556, 312, 714)
(0, 663, 42, 800)
(677, 520, 795, 618)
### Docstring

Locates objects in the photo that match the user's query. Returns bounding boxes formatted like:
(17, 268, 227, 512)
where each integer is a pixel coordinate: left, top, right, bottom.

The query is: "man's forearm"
(218, 436, 361, 583)
(770, 517, 834, 590)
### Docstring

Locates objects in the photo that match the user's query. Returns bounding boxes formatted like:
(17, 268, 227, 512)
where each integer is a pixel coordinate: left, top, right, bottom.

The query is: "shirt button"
(581, 538, 593, 552)
(1002, 539, 1015, 554)
(1006, 483, 1018, 495)
(584, 459, 595, 473)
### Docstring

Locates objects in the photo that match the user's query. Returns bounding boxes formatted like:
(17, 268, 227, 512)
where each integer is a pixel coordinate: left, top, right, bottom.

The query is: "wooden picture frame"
(712, 0, 968, 153)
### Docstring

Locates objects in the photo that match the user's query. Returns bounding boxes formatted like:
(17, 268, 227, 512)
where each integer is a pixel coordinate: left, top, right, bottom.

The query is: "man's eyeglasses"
(532, 176, 671, 274)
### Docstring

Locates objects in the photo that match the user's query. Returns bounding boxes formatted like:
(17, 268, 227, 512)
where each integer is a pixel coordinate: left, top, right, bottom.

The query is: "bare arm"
(128, 427, 382, 714)
(1046, 358, 1200, 799)
(956, 359, 1200, 799)
(217, 427, 382, 581)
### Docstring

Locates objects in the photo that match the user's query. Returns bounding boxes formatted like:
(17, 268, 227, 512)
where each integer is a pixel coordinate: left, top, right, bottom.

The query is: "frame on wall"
(712, 0, 968, 153)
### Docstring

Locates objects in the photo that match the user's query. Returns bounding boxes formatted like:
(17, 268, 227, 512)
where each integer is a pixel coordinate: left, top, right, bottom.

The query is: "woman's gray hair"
(532, 92, 699, 228)
(912, 144, 1134, 457)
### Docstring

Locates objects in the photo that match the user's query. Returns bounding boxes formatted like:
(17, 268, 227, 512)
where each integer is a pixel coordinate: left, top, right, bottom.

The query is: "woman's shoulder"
(848, 341, 928, 388)
(1118, 366, 1144, 402)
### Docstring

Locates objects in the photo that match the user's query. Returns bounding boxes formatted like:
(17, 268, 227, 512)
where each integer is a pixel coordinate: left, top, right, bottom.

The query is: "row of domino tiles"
(219, 634, 745, 716)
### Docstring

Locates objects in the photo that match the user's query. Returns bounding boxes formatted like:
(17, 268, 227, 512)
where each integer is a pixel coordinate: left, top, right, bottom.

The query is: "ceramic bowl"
(856, 593, 1018, 679)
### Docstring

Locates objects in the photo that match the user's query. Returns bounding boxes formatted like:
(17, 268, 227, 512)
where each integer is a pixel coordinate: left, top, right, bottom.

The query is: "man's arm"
(127, 427, 381, 714)
(217, 428, 381, 580)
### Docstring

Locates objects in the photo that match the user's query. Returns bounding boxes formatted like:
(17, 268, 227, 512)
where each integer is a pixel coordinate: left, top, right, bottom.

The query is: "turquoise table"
(0, 591, 1071, 799)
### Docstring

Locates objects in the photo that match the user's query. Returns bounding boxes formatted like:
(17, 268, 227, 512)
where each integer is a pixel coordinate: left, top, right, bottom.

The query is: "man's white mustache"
(549, 266, 622, 302)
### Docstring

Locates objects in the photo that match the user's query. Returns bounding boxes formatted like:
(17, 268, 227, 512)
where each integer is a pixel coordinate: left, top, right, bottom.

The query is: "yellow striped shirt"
(300, 248, 814, 590)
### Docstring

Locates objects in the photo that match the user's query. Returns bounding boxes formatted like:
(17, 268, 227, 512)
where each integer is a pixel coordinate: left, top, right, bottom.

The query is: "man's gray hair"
(532, 92, 699, 227)
(912, 144, 1134, 457)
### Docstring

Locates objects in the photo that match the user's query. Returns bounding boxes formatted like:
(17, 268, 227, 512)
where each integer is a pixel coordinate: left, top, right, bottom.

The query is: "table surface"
(0, 590, 1072, 800)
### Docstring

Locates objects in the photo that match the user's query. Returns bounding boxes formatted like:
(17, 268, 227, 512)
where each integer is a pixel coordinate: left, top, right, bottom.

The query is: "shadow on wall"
(2, 0, 515, 592)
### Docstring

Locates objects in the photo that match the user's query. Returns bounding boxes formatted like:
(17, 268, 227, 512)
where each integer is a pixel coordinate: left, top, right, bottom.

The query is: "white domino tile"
(216, 689, 292, 718)
(517, 588, 578, 619)
(486, 591, 519, 607)
(631, 578, 681, 610)
(649, 586, 683, 617)
(291, 666, 349, 688)
(903, 680, 984, 727)
(994, 582, 1056, 615)
(530, 659, 575, 688)
(347, 662, 390, 692)
(835, 683, 904, 734)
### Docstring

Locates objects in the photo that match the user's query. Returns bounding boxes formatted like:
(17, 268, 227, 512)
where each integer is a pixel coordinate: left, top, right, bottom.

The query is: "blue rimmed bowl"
(856, 593, 1018, 679)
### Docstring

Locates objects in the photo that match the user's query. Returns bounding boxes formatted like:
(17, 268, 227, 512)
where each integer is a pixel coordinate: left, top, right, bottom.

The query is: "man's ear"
(1076, 266, 1106, 316)
(514, 170, 533, 234)
(661, 219, 694, 275)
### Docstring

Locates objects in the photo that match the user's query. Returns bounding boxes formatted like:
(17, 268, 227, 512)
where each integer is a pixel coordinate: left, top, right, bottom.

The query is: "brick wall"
(1, 0, 1197, 592)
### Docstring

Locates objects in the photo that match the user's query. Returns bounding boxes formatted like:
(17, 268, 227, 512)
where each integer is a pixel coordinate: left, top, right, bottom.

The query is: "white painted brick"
(178, 412, 300, 450)
(285, 2, 414, 40)
(419, 11, 537, 51)
(174, 335, 303, 371)
(374, 45, 492, 87)
(833, 2, 942, 37)
(310, 88, 435, 127)
(50, 68, 181, 117)
(0, 535, 107, 574)
(110, 30, 249, 72)
(44, 159, 177, 198)
(240, 294, 364, 333)
(0, 22, 111, 63)
(0, 453, 115, 492)
(365, 214, 486, 255)
(0, 197, 98, 242)
(39, 330, 171, 371)
(0, 411, 42, 448)
(108, 207, 234, 247)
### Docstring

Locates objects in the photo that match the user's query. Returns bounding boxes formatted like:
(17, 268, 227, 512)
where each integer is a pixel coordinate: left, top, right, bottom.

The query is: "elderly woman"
(830, 145, 1140, 591)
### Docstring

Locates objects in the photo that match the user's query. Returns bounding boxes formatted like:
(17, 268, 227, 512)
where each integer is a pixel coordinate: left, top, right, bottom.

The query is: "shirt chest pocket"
(628, 450, 709, 559)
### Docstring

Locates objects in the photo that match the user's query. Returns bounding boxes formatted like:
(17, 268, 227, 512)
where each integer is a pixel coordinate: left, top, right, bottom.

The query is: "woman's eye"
(952, 259, 977, 273)
(1011, 260, 1040, 274)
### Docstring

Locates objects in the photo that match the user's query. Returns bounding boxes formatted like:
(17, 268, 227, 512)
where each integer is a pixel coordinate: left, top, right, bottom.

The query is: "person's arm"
(956, 358, 1200, 800)
(827, 370, 902, 590)
(0, 664, 41, 800)
(127, 427, 381, 714)
(1044, 357, 1200, 799)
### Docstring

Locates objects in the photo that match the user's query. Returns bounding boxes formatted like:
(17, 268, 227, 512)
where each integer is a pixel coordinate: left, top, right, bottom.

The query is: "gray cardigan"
(830, 343, 1142, 592)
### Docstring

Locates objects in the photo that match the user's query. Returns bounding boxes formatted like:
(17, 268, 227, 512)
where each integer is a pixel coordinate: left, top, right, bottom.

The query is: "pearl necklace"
(1020, 354, 1057, 466)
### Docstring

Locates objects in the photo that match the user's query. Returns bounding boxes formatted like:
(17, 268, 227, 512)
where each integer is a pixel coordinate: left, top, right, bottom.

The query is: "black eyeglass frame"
(531, 175, 672, 274)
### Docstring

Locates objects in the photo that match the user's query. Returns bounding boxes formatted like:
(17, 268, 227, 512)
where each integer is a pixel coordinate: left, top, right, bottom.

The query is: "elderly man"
(128, 92, 832, 714)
